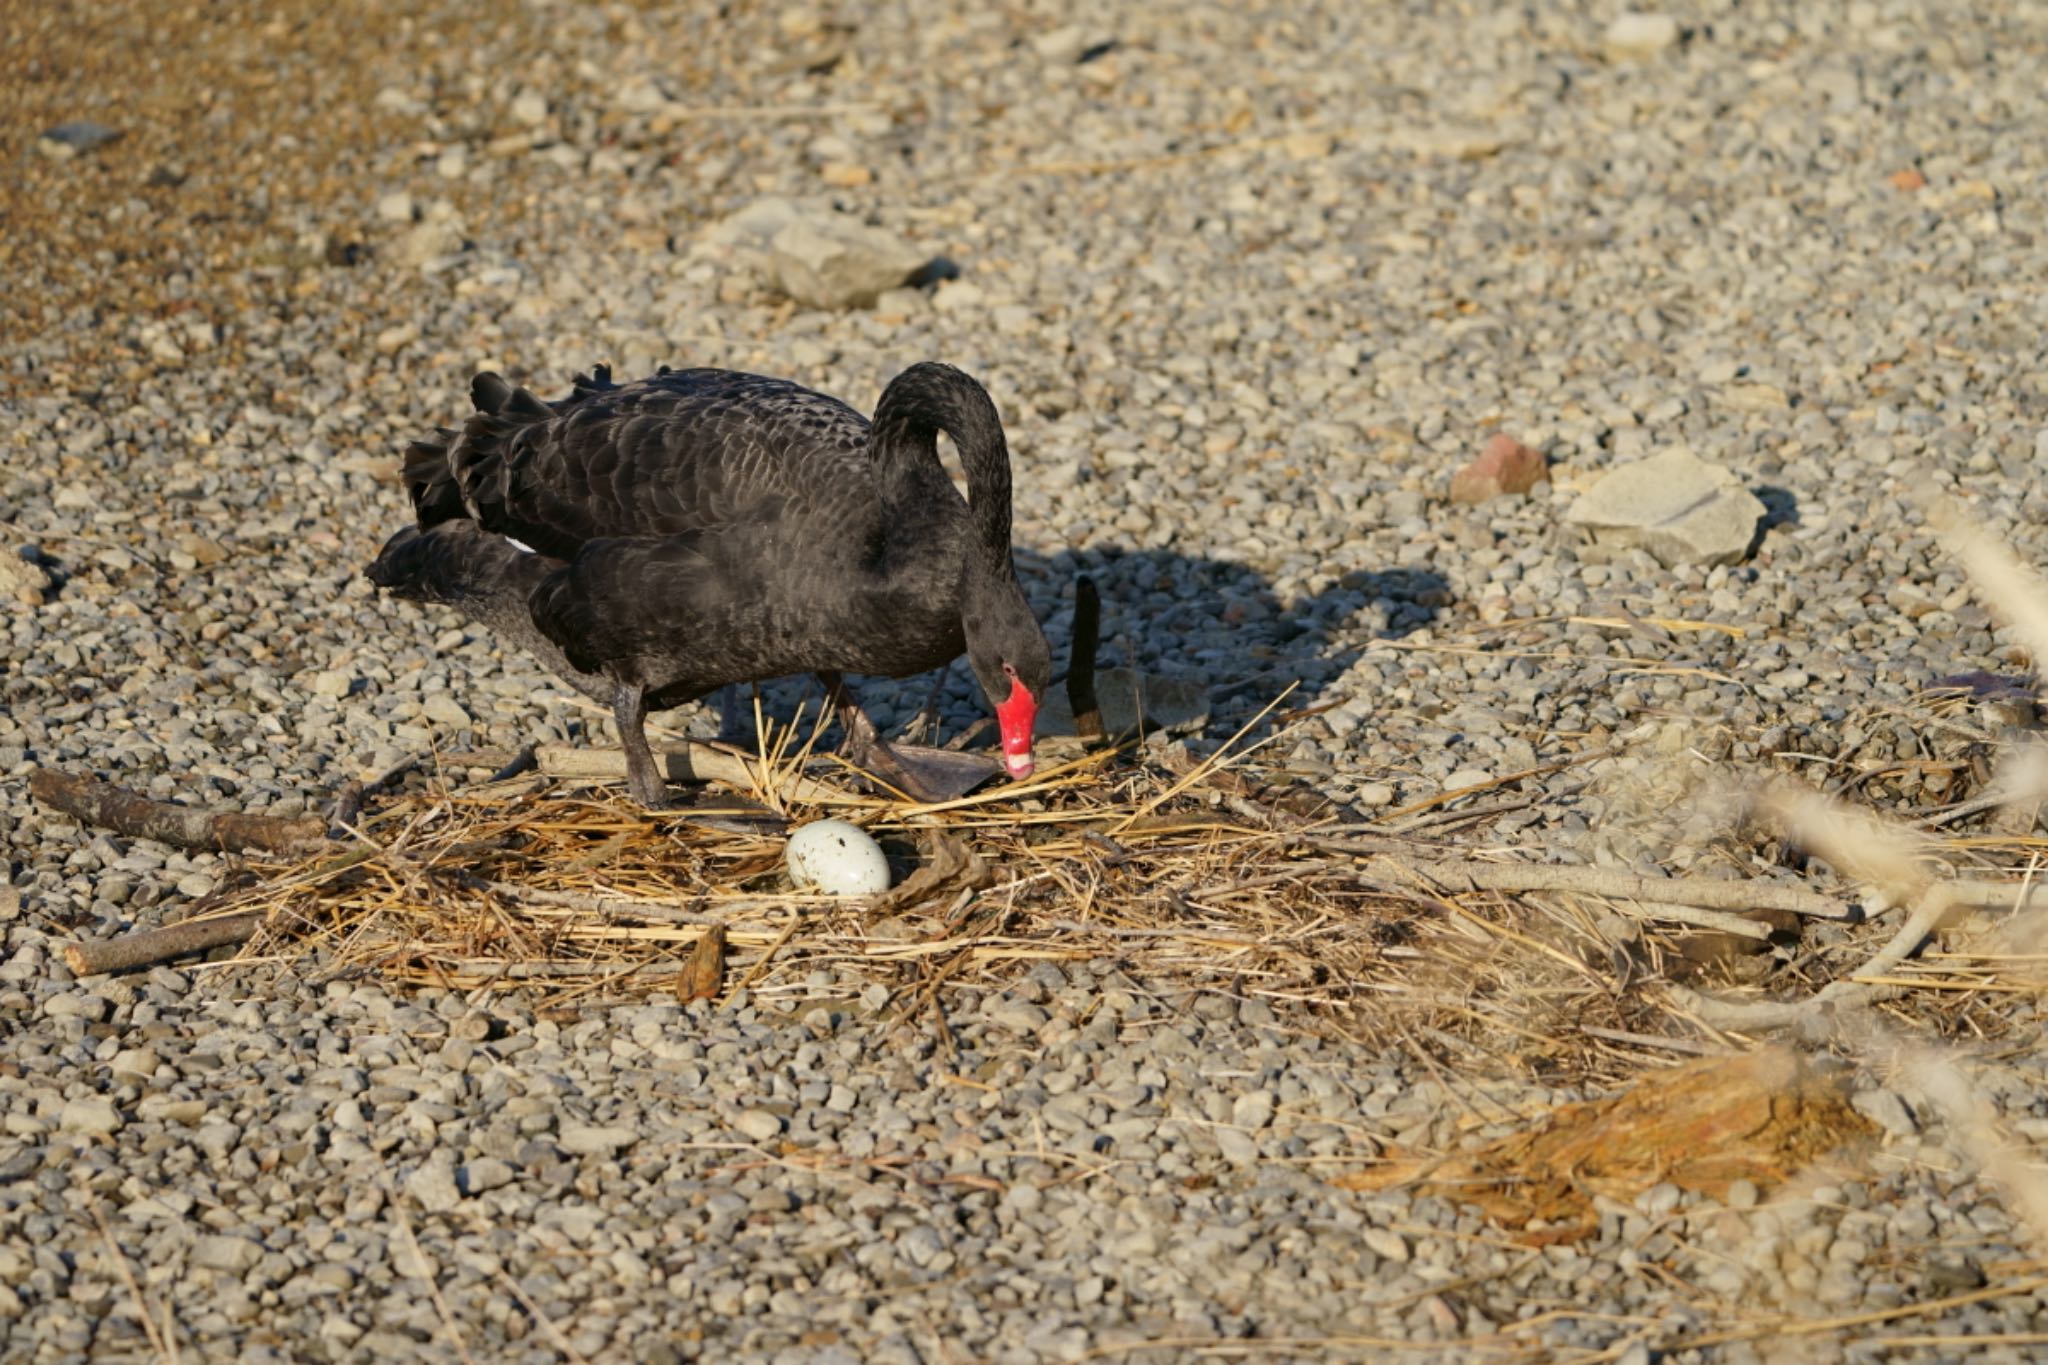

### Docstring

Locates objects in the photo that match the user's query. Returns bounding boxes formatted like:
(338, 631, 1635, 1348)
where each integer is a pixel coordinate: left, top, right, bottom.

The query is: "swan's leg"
(904, 665, 950, 745)
(611, 683, 671, 808)
(817, 671, 993, 802)
(816, 671, 862, 754)
(818, 670, 913, 787)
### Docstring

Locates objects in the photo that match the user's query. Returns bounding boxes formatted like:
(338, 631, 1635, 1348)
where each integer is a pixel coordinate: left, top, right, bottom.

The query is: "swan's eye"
(1003, 661, 1019, 680)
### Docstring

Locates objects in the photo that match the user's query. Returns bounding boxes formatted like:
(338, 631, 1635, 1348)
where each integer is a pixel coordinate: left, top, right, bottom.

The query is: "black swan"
(364, 362, 1051, 806)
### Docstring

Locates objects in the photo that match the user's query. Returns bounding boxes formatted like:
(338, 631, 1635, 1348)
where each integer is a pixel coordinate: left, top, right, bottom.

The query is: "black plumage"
(365, 362, 1051, 805)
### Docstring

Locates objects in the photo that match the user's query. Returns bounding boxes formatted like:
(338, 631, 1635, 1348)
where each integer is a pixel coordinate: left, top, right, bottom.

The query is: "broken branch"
(63, 912, 265, 976)
(30, 769, 331, 854)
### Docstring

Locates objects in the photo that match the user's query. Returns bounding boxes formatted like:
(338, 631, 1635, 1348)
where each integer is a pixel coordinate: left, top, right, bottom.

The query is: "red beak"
(993, 679, 1037, 780)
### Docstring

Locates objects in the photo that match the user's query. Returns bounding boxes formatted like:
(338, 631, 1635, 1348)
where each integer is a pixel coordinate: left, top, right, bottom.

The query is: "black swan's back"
(403, 366, 886, 561)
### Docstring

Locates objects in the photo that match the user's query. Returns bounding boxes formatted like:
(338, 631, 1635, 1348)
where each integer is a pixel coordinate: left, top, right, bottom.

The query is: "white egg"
(785, 819, 892, 896)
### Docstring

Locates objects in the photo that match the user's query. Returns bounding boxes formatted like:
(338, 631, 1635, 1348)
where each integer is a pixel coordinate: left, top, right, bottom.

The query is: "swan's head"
(965, 580, 1051, 782)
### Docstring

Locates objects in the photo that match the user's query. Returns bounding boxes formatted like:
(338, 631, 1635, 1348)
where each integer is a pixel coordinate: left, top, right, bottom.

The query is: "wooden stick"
(1623, 902, 1774, 941)
(1069, 575, 1104, 742)
(1941, 880, 2048, 911)
(30, 769, 331, 854)
(1669, 886, 1958, 1029)
(1324, 845, 1857, 920)
(63, 913, 265, 976)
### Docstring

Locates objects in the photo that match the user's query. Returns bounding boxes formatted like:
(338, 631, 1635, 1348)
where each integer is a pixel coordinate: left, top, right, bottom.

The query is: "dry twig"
(30, 769, 330, 853)
(64, 913, 266, 976)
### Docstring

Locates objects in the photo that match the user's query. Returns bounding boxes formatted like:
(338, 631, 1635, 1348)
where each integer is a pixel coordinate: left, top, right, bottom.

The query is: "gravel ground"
(7, 0, 2048, 1359)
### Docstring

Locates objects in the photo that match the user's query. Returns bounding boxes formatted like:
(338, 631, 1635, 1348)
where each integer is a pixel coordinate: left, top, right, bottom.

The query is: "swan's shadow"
(611, 543, 1449, 749)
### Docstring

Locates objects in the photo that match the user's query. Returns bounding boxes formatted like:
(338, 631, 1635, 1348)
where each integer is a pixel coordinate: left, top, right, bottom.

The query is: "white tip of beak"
(1005, 754, 1035, 780)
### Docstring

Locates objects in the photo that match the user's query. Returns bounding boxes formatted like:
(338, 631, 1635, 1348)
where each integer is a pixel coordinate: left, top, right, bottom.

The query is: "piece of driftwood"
(63, 912, 265, 976)
(30, 769, 330, 854)
(531, 742, 868, 805)
(1325, 847, 1858, 920)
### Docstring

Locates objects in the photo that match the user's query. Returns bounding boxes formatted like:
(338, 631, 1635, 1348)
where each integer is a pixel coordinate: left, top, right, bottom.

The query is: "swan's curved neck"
(869, 364, 1013, 574)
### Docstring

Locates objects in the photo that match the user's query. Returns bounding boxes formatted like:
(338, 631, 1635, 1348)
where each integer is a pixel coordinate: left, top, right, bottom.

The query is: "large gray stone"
(701, 197, 928, 310)
(404, 1149, 462, 1212)
(192, 1235, 264, 1275)
(559, 1123, 638, 1155)
(1564, 448, 1766, 568)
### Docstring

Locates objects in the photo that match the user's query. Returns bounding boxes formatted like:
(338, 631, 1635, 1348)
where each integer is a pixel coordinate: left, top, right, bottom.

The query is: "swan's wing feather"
(527, 529, 831, 684)
(432, 369, 876, 558)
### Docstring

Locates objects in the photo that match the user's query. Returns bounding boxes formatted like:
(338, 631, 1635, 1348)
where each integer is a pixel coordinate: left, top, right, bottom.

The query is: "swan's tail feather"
(470, 371, 516, 415)
(449, 372, 562, 526)
(567, 364, 617, 403)
(400, 427, 465, 527)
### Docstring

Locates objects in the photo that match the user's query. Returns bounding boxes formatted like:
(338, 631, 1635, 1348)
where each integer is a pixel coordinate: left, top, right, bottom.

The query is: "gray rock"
(986, 1000, 1049, 1033)
(406, 1150, 463, 1212)
(1363, 1226, 1410, 1263)
(191, 1235, 264, 1275)
(1216, 1127, 1259, 1164)
(459, 1158, 517, 1194)
(1564, 449, 1767, 567)
(1230, 1090, 1276, 1130)
(0, 548, 51, 606)
(58, 1097, 122, 1136)
(701, 197, 928, 309)
(734, 1109, 783, 1142)
(37, 120, 121, 158)
(422, 693, 471, 728)
(510, 91, 550, 127)
(392, 215, 465, 269)
(1030, 25, 1091, 62)
(1604, 13, 1681, 62)
(44, 992, 110, 1022)
(559, 1123, 638, 1155)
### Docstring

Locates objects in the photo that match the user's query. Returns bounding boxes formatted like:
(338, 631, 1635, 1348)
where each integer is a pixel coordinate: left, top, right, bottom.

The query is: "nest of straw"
(38, 656, 2048, 1093)
(208, 739, 1447, 1011)
(74, 715, 1988, 1089)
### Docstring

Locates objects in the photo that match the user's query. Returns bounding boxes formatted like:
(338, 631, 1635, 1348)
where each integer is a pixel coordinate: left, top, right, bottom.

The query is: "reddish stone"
(1450, 433, 1549, 505)
(1889, 167, 1927, 192)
